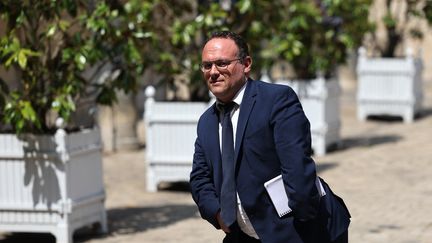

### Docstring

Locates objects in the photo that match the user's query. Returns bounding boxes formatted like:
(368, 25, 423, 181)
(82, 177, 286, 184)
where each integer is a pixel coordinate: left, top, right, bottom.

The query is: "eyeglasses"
(200, 58, 242, 72)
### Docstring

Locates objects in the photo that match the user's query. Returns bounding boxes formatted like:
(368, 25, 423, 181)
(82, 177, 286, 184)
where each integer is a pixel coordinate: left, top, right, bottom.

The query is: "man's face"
(201, 38, 251, 103)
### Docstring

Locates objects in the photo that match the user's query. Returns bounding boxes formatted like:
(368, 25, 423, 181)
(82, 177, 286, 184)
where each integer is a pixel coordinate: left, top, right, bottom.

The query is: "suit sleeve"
(189, 125, 221, 229)
(270, 86, 320, 221)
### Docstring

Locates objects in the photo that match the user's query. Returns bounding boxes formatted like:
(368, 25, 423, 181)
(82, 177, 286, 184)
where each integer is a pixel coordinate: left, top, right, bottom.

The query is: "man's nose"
(209, 64, 220, 75)
(209, 64, 220, 80)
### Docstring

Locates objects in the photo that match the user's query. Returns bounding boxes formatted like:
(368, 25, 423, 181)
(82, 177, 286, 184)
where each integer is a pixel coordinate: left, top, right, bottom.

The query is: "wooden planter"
(0, 126, 107, 243)
(276, 77, 341, 156)
(144, 86, 214, 191)
(356, 47, 423, 123)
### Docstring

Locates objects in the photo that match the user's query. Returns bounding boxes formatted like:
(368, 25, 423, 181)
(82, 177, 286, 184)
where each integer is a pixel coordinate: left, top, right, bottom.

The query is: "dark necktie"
(219, 102, 237, 227)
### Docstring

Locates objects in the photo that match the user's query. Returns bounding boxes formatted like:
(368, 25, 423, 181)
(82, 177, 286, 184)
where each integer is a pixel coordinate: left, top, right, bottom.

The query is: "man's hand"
(216, 211, 231, 233)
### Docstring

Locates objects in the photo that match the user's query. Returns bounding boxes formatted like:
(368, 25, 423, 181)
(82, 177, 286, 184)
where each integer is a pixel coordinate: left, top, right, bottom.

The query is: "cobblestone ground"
(1, 81, 431, 243)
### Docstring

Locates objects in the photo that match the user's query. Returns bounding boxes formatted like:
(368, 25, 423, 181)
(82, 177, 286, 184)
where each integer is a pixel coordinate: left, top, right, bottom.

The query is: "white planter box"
(0, 128, 107, 243)
(276, 77, 341, 156)
(356, 47, 423, 123)
(144, 86, 214, 191)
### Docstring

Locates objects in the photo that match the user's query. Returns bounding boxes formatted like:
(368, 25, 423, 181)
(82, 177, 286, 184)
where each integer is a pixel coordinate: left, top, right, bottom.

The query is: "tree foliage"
(171, 0, 372, 84)
(367, 0, 432, 57)
(0, 0, 373, 133)
(0, 0, 159, 133)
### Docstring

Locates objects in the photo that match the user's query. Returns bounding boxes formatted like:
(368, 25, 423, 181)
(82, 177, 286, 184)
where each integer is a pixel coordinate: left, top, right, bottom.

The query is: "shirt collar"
(232, 80, 247, 107)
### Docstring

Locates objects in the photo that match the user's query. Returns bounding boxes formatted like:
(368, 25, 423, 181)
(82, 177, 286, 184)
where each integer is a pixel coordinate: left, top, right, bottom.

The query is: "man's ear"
(243, 56, 252, 75)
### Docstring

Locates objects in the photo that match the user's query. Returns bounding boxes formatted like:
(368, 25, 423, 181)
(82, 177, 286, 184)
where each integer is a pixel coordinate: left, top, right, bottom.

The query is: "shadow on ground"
(104, 204, 197, 236)
(158, 181, 191, 192)
(362, 107, 432, 122)
(0, 232, 56, 243)
(316, 162, 338, 173)
(338, 134, 402, 151)
(0, 202, 198, 243)
(365, 115, 405, 123)
(76, 182, 197, 241)
(418, 108, 432, 120)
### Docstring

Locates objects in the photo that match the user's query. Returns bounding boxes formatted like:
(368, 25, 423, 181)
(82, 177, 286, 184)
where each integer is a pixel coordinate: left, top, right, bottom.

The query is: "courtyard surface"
(1, 81, 432, 243)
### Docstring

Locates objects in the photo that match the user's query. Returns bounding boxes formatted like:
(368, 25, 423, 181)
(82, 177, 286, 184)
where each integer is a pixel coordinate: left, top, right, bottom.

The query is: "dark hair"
(203, 31, 249, 61)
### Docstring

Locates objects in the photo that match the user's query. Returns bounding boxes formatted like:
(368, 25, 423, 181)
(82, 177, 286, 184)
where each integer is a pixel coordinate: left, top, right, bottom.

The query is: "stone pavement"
(1, 81, 431, 243)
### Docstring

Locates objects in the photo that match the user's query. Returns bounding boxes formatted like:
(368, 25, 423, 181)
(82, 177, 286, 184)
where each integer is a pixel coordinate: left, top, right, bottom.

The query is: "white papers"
(264, 175, 292, 217)
(264, 175, 326, 217)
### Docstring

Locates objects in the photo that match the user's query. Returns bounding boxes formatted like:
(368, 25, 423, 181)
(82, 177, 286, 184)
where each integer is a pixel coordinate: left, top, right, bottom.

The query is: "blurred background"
(0, 0, 431, 242)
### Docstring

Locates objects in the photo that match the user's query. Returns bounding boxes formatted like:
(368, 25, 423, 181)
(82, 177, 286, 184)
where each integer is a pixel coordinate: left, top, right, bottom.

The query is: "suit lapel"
(234, 80, 257, 163)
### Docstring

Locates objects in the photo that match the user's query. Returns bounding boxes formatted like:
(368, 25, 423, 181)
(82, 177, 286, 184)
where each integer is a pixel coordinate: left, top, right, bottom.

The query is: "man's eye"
(202, 63, 213, 69)
(215, 61, 229, 67)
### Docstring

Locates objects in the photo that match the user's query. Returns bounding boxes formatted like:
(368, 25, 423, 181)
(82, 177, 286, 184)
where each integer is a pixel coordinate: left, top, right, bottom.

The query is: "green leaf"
(20, 100, 37, 122)
(238, 0, 252, 14)
(16, 120, 24, 133)
(58, 20, 70, 31)
(17, 50, 27, 68)
(133, 31, 152, 38)
(47, 24, 57, 37)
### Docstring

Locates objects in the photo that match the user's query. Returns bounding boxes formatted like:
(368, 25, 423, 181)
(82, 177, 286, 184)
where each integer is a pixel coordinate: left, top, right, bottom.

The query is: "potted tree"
(143, 0, 314, 190)
(260, 0, 372, 155)
(142, 0, 372, 193)
(143, 0, 354, 191)
(357, 0, 432, 123)
(143, 0, 373, 192)
(0, 1, 156, 242)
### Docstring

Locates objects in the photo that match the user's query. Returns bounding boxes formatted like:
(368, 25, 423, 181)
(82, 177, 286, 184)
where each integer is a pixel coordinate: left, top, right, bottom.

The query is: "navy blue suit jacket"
(190, 80, 350, 243)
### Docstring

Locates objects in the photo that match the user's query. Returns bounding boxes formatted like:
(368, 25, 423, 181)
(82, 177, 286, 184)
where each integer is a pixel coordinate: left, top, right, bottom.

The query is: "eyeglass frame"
(200, 58, 243, 72)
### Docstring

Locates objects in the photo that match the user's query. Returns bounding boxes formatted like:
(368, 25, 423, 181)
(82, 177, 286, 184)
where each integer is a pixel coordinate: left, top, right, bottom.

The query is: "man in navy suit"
(190, 31, 350, 243)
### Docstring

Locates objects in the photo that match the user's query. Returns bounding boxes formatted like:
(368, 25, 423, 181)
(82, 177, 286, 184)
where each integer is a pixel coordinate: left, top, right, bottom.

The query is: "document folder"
(264, 175, 326, 217)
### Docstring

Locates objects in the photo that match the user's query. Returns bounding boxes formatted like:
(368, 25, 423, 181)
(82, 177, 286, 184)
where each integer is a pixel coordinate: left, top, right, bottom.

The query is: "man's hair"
(203, 31, 249, 61)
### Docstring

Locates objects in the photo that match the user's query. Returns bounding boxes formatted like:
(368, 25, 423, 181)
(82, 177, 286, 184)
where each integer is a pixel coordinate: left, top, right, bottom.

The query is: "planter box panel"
(0, 134, 24, 157)
(152, 164, 193, 182)
(0, 158, 64, 211)
(356, 49, 423, 123)
(144, 87, 213, 191)
(0, 129, 107, 243)
(359, 58, 417, 72)
(301, 98, 325, 127)
(0, 160, 25, 206)
(148, 102, 206, 124)
(67, 152, 104, 200)
(66, 129, 101, 152)
(301, 95, 340, 130)
(0, 211, 59, 225)
(151, 102, 207, 115)
(69, 199, 106, 227)
(358, 73, 416, 101)
(357, 102, 416, 117)
(149, 122, 197, 164)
